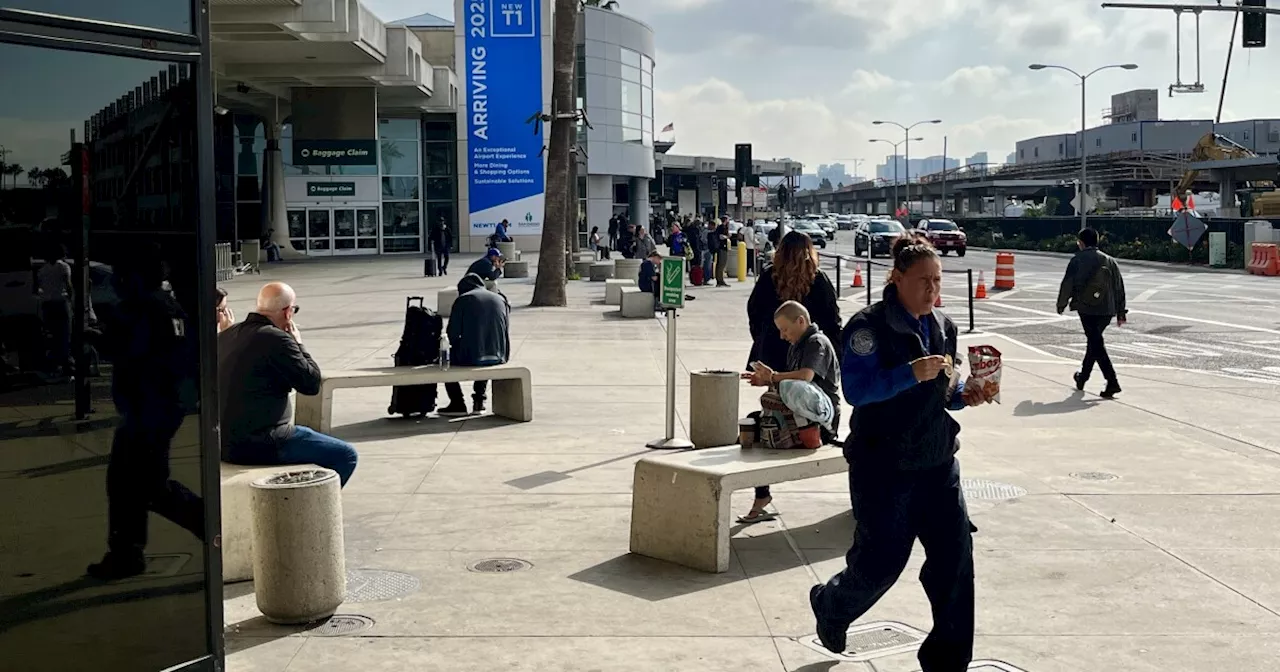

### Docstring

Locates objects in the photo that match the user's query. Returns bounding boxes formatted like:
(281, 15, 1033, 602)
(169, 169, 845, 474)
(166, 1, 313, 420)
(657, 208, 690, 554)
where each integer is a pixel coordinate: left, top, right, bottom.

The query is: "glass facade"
(379, 118, 421, 253)
(619, 47, 654, 147)
(422, 115, 458, 252)
(0, 8, 218, 672)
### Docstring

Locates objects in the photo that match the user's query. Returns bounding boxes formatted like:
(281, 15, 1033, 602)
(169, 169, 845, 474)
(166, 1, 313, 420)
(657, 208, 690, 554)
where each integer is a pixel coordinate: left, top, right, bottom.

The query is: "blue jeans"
(702, 250, 714, 279)
(269, 427, 359, 487)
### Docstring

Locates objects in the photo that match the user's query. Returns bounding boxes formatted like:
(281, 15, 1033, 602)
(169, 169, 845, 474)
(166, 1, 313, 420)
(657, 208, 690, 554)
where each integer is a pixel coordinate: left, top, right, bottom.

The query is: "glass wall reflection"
(0, 42, 211, 671)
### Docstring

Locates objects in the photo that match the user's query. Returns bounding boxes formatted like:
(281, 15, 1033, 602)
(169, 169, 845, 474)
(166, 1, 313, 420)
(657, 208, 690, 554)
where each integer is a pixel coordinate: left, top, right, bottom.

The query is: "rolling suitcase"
(423, 257, 438, 277)
(690, 264, 705, 287)
(387, 296, 444, 418)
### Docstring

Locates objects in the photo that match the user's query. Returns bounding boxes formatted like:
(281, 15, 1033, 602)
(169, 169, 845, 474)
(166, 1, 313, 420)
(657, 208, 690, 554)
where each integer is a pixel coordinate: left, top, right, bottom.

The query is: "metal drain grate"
(468, 558, 533, 573)
(307, 614, 374, 637)
(962, 478, 1027, 501)
(345, 569, 421, 603)
(1071, 471, 1119, 482)
(800, 620, 927, 662)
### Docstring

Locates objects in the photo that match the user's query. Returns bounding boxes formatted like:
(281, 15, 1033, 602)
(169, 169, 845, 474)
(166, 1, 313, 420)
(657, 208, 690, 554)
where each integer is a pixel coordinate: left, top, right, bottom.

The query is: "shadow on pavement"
(568, 512, 852, 600)
(331, 413, 521, 442)
(1012, 391, 1101, 417)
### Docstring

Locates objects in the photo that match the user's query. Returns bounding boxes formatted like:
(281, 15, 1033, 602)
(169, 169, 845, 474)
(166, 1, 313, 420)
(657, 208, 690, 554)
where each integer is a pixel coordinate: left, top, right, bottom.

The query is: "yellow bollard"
(737, 241, 747, 282)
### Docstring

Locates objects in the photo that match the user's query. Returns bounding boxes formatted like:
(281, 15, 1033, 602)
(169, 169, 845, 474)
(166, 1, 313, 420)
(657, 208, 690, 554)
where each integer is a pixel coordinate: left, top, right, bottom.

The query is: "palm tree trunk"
(530, 0, 577, 306)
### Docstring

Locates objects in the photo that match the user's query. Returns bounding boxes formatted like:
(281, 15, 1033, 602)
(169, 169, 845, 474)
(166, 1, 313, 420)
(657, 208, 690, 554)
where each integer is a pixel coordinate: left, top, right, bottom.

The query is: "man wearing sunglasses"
(218, 282, 359, 486)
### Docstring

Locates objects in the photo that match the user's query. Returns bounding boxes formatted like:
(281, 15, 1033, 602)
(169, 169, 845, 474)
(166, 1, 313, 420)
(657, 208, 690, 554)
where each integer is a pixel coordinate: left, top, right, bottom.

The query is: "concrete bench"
(220, 461, 323, 583)
(619, 287, 656, 319)
(589, 262, 614, 281)
(437, 288, 458, 317)
(604, 278, 636, 305)
(503, 260, 530, 278)
(574, 260, 594, 277)
(629, 444, 846, 572)
(295, 364, 533, 433)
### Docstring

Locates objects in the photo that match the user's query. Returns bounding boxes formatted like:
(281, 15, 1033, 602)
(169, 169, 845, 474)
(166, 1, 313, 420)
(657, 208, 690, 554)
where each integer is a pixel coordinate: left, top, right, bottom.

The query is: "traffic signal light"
(1243, 0, 1266, 48)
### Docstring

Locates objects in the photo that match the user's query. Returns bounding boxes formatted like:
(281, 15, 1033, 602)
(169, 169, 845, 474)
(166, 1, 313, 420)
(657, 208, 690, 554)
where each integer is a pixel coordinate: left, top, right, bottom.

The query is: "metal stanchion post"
(865, 258, 873, 306)
(835, 256, 842, 298)
(966, 268, 975, 333)
(647, 308, 694, 450)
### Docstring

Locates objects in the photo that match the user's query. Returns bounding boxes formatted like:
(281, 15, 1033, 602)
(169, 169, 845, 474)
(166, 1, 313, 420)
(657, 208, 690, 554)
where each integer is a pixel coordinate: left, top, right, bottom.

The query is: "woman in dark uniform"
(808, 237, 993, 672)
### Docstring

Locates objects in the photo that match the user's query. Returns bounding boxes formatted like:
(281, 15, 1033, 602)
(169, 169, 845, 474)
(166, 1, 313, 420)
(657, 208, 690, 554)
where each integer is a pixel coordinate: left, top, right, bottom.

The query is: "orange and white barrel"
(994, 252, 1015, 290)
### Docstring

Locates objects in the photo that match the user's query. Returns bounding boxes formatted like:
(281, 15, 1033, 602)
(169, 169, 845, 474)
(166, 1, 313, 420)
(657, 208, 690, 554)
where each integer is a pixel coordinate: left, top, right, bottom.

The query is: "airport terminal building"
(211, 0, 799, 257)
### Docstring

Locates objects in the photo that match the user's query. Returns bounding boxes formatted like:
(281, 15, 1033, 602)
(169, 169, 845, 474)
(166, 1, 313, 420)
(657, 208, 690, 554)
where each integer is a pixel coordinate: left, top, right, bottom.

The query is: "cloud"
(841, 69, 899, 95)
(940, 66, 1012, 97)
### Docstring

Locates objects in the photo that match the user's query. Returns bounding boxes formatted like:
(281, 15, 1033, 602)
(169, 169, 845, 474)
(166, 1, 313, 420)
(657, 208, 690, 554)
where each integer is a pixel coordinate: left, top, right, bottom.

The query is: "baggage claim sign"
(465, 0, 545, 237)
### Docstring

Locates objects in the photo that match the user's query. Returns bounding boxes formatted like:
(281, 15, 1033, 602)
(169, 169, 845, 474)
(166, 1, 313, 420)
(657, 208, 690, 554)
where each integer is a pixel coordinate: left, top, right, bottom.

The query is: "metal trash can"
(250, 468, 346, 624)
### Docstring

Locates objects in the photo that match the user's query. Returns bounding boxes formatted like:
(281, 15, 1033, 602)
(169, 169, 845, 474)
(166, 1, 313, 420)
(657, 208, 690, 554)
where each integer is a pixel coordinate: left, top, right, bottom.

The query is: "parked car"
(916, 218, 967, 256)
(791, 220, 828, 248)
(854, 219, 907, 257)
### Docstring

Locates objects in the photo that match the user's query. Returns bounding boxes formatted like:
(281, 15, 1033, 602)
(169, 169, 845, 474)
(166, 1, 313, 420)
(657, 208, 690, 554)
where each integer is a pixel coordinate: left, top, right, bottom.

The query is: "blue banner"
(464, 0, 545, 236)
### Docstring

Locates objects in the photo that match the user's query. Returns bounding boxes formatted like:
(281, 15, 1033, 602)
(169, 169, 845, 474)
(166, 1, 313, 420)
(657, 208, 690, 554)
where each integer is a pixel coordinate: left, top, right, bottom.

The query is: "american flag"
(660, 122, 674, 133)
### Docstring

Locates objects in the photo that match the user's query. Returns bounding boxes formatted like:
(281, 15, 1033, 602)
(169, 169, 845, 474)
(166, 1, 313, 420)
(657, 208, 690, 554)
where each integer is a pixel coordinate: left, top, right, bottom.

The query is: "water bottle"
(438, 333, 451, 370)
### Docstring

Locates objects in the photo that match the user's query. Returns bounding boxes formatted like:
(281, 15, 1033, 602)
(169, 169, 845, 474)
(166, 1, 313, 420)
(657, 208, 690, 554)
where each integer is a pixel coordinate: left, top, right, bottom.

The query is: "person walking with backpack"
(1056, 227, 1127, 398)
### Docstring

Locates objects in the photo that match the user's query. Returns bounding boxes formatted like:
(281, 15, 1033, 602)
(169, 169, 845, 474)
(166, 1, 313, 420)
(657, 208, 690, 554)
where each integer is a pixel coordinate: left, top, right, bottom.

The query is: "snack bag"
(967, 345, 1002, 403)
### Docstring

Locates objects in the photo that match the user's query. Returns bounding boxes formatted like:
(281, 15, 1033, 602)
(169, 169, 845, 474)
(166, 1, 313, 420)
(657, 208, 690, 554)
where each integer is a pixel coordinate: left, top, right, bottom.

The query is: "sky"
(347, 1, 1275, 173)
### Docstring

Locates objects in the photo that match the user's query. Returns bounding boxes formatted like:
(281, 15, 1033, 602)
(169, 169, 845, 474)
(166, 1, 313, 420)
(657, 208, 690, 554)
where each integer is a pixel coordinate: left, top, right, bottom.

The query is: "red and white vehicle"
(916, 218, 967, 257)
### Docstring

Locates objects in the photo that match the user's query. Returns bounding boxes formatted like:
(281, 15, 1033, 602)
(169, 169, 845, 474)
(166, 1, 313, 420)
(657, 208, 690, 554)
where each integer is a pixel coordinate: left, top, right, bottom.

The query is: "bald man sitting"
(217, 282, 358, 486)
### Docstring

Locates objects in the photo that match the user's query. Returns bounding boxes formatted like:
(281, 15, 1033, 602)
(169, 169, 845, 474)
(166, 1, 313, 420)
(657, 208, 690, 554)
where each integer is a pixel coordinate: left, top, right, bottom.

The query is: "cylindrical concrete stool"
(503, 260, 530, 278)
(690, 370, 740, 449)
(726, 250, 739, 277)
(497, 241, 517, 260)
(589, 262, 614, 281)
(251, 468, 346, 624)
(615, 258, 642, 284)
(574, 260, 593, 278)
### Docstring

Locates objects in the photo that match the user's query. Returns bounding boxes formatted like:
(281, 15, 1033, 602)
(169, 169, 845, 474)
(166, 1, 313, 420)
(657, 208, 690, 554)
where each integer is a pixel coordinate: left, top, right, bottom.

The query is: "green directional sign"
(660, 256, 685, 308)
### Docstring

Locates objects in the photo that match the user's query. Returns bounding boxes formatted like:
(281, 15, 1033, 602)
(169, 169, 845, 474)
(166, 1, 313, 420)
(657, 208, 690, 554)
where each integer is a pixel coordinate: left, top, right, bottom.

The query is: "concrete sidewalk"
(223, 255, 1280, 672)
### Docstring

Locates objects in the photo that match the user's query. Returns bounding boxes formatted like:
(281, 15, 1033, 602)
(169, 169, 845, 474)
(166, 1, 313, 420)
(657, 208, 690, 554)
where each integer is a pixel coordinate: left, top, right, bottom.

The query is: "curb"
(974, 247, 1246, 275)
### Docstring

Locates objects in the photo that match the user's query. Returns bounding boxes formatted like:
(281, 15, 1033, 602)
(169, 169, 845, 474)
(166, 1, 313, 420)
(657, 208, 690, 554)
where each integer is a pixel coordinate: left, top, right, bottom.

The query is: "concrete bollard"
(574, 260, 593, 278)
(615, 258, 642, 285)
(251, 468, 346, 624)
(497, 241, 517, 260)
(503, 260, 530, 278)
(589, 262, 614, 281)
(605, 278, 636, 305)
(689, 370, 740, 449)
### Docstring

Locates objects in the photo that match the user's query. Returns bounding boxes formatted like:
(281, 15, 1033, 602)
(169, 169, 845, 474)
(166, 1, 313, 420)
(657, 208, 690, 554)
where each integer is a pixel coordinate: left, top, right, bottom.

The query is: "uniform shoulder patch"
(850, 328, 876, 356)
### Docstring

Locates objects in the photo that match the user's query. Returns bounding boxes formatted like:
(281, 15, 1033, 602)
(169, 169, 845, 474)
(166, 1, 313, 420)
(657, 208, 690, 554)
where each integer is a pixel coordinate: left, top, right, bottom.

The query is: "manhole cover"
(345, 569, 420, 602)
(800, 620, 926, 662)
(1071, 471, 1119, 482)
(962, 478, 1027, 501)
(468, 558, 532, 573)
(307, 614, 374, 637)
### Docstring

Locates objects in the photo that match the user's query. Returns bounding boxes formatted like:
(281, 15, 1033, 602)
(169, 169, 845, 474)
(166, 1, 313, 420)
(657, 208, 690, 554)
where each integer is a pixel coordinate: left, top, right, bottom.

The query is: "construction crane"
(1174, 132, 1280, 215)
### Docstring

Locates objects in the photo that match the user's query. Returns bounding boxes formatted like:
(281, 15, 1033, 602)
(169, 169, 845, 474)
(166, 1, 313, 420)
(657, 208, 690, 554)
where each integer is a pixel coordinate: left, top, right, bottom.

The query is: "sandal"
(736, 508, 778, 524)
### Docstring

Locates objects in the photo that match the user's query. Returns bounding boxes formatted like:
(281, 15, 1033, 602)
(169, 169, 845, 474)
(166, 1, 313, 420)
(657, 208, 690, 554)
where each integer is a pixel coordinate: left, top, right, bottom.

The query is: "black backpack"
(388, 297, 444, 417)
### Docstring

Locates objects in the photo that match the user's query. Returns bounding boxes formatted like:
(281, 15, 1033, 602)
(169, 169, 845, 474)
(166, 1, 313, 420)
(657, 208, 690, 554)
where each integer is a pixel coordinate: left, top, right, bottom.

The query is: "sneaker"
(1072, 372, 1085, 391)
(809, 584, 847, 654)
(437, 402, 470, 417)
(1100, 382, 1122, 399)
(87, 552, 146, 581)
(472, 398, 487, 415)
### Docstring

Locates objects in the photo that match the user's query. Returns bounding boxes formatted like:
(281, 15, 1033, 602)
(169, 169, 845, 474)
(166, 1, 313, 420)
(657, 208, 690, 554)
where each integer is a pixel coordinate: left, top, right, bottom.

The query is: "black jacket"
(746, 268, 842, 372)
(1057, 247, 1127, 317)
(217, 313, 322, 459)
(841, 285, 961, 471)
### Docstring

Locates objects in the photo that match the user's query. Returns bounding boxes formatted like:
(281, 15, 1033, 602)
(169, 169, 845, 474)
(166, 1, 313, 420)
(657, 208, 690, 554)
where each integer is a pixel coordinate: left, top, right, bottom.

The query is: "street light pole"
(1028, 62, 1138, 230)
(870, 137, 924, 219)
(873, 119, 942, 216)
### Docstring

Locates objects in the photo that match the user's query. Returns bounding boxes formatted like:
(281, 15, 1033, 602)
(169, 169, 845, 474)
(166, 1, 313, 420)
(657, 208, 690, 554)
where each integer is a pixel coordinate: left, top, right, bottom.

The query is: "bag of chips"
(967, 345, 1002, 404)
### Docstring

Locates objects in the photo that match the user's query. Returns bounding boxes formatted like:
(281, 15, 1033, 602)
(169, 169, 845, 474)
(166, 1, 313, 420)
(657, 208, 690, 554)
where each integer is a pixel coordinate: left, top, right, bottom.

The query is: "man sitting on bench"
(218, 282, 359, 486)
(738, 300, 841, 523)
(438, 273, 511, 417)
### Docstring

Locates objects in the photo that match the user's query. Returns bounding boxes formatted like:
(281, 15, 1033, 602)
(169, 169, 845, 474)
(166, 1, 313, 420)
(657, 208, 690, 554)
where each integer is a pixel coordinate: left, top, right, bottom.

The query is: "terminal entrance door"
(287, 206, 380, 256)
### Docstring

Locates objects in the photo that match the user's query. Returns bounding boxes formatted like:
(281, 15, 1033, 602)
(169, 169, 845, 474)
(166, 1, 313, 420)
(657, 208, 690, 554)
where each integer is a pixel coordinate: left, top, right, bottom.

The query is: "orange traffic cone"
(851, 266, 864, 288)
(975, 271, 988, 299)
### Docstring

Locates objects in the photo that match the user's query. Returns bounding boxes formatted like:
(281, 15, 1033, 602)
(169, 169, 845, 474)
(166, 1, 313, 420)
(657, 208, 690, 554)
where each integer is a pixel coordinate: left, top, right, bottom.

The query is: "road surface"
(816, 229, 1280, 388)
